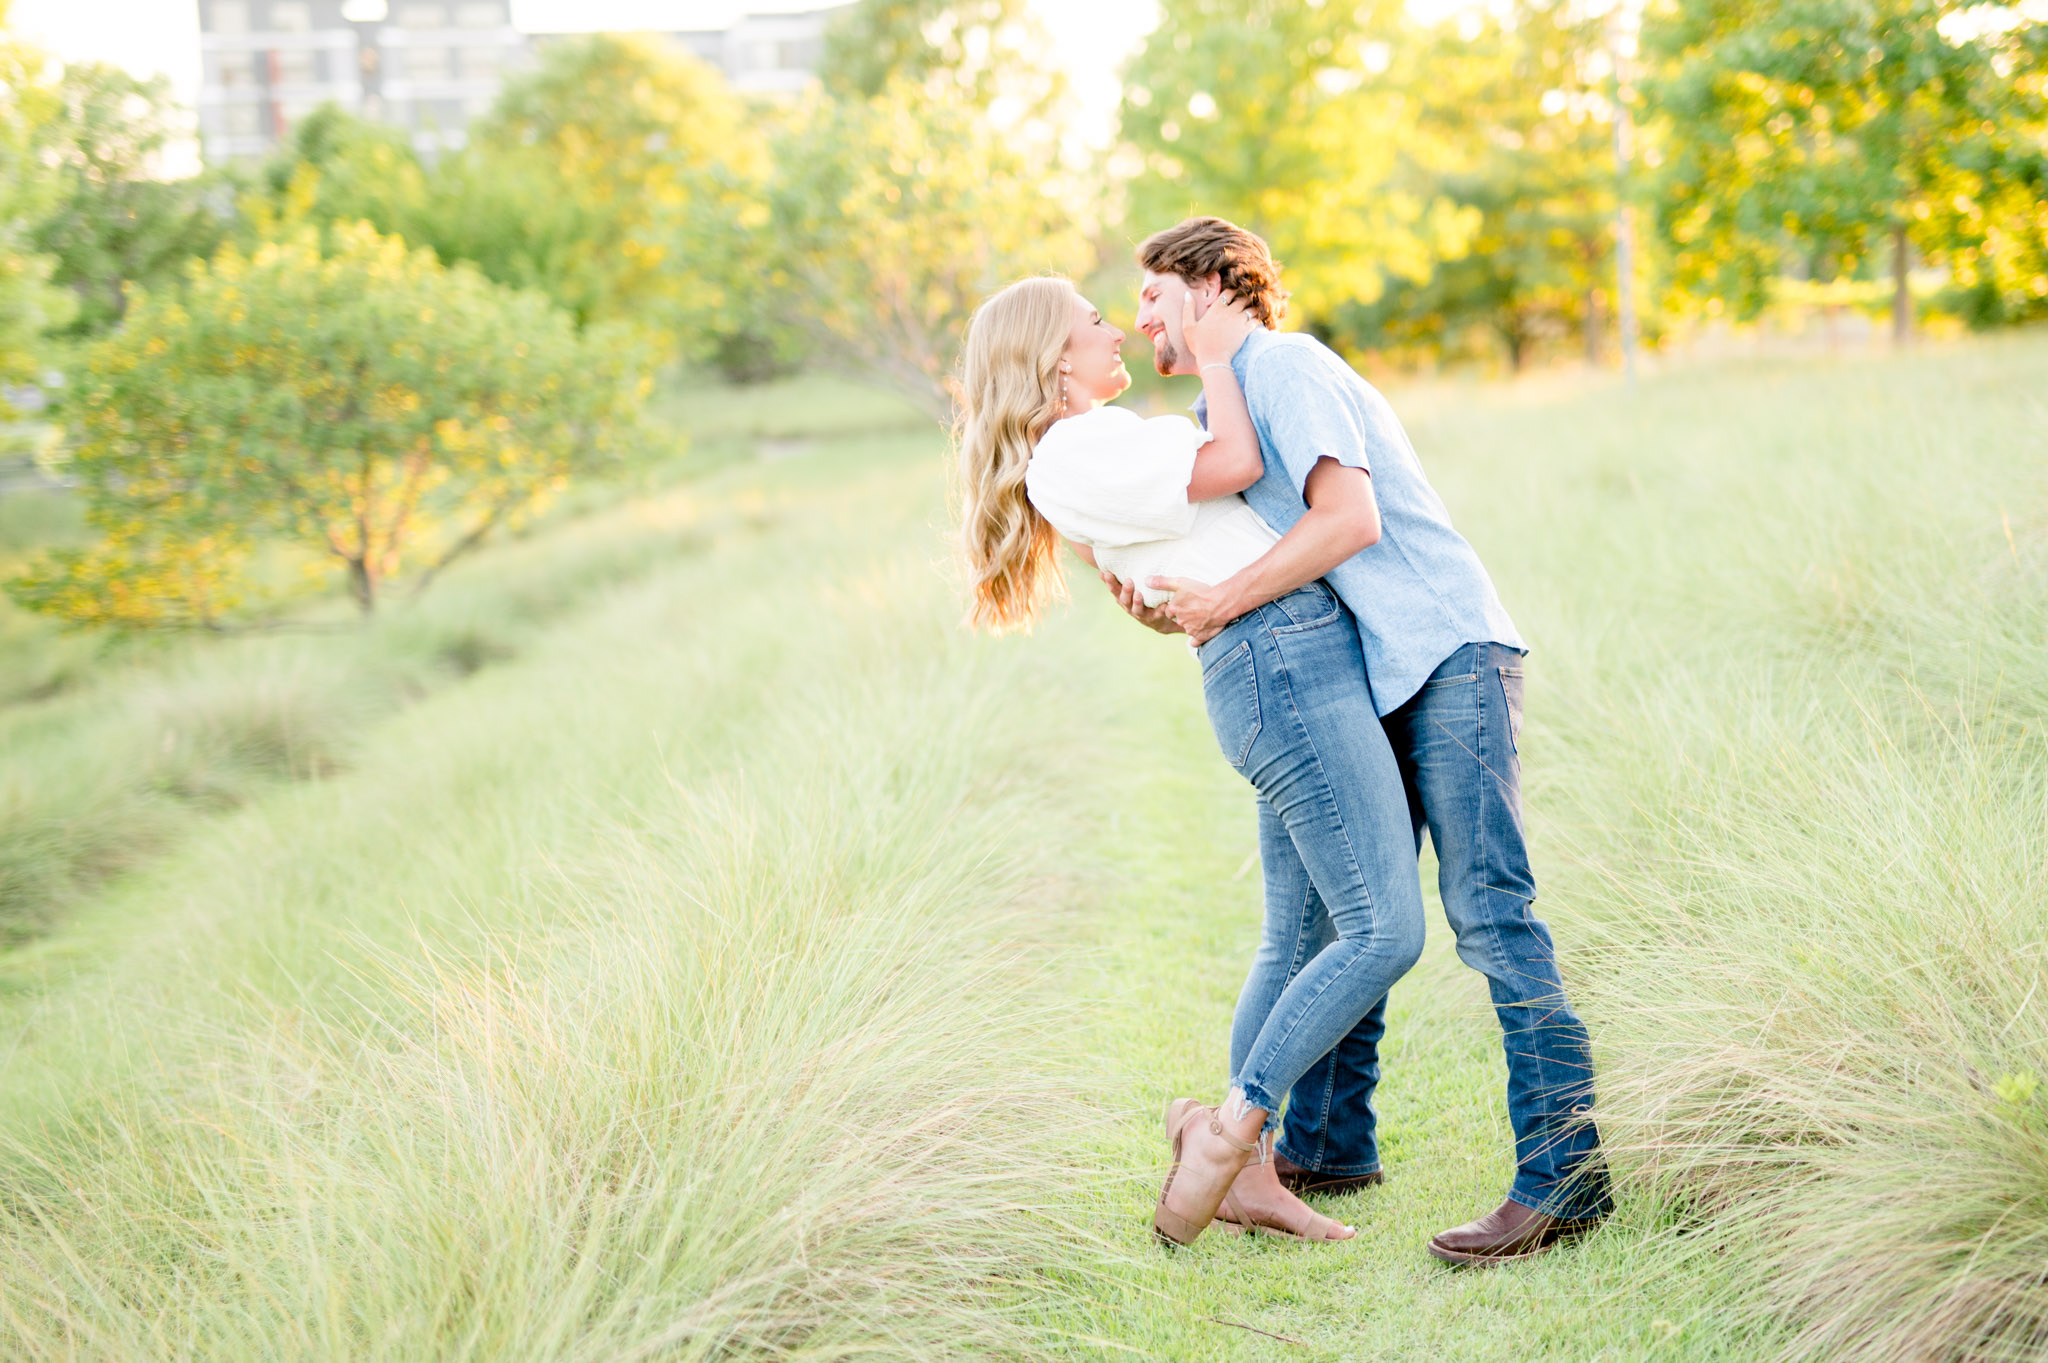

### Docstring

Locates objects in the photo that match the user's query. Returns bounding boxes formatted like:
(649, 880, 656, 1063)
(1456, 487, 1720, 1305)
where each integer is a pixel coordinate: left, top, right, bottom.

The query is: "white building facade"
(197, 0, 850, 164)
(666, 7, 846, 97)
(197, 0, 529, 162)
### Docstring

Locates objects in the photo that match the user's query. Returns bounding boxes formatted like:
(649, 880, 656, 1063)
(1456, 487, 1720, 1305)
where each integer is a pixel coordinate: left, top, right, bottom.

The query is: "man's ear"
(1195, 272, 1224, 305)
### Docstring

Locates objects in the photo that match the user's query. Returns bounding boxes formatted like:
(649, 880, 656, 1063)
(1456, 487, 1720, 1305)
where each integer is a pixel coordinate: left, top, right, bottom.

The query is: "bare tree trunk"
(1609, 5, 1641, 382)
(1892, 221, 1913, 344)
(346, 558, 374, 615)
(1504, 326, 1528, 373)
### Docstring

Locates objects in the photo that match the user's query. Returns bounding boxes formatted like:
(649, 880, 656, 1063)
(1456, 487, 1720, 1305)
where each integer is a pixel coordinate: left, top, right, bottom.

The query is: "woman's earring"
(1060, 373, 1068, 415)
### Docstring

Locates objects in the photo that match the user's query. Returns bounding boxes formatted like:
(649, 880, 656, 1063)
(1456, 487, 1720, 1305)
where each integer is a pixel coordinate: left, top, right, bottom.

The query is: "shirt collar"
(1189, 326, 1280, 424)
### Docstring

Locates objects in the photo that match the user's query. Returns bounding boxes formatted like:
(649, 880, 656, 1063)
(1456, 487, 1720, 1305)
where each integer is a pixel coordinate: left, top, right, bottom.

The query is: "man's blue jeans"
(1274, 642, 1612, 1220)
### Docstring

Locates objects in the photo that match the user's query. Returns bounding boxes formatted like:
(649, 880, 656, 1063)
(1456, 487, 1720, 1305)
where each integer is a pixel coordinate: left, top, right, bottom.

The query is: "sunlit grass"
(0, 334, 2041, 1358)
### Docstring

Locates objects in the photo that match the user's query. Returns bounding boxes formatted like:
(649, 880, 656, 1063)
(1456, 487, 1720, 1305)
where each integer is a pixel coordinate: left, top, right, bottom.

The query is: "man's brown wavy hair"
(1136, 217, 1289, 329)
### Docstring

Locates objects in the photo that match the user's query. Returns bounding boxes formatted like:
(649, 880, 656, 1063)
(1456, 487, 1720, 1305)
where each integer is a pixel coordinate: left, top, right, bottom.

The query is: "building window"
(397, 3, 448, 27)
(214, 50, 259, 86)
(210, 0, 251, 33)
(274, 48, 319, 85)
(223, 103, 261, 135)
(405, 46, 452, 79)
(267, 1, 312, 32)
(455, 2, 503, 26)
(459, 45, 500, 78)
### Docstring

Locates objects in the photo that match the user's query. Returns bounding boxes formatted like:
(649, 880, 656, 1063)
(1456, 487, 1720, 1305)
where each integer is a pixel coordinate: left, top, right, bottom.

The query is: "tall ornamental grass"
(1431, 334, 2048, 1361)
(0, 441, 1105, 1360)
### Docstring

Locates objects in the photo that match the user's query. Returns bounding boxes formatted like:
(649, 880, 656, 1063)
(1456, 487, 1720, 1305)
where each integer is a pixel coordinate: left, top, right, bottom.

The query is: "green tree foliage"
(1115, 0, 1473, 327)
(7, 224, 646, 626)
(0, 5, 71, 392)
(765, 81, 1085, 417)
(1339, 4, 1620, 369)
(246, 103, 431, 249)
(33, 62, 231, 338)
(431, 35, 767, 350)
(245, 38, 772, 368)
(822, 0, 1058, 113)
(1645, 0, 2048, 335)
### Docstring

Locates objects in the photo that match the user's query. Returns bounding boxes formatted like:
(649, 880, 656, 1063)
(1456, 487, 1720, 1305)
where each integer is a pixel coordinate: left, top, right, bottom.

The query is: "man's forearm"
(1210, 506, 1368, 620)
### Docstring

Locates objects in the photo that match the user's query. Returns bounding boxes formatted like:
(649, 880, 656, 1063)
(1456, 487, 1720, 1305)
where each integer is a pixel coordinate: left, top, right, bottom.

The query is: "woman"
(954, 277, 1426, 1246)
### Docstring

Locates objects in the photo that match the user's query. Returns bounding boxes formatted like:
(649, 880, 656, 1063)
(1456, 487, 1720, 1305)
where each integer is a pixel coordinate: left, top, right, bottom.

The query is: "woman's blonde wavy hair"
(955, 276, 1075, 632)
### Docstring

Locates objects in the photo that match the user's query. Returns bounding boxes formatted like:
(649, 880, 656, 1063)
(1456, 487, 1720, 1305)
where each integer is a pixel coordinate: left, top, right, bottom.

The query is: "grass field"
(0, 334, 2042, 1360)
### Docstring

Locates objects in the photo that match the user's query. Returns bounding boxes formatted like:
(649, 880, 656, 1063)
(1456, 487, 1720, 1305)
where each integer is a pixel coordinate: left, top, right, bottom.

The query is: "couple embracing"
(954, 217, 1611, 1265)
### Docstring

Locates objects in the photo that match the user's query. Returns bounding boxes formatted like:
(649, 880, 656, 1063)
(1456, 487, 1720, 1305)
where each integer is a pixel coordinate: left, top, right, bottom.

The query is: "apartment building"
(666, 6, 849, 97)
(197, 1, 852, 164)
(196, 0, 527, 162)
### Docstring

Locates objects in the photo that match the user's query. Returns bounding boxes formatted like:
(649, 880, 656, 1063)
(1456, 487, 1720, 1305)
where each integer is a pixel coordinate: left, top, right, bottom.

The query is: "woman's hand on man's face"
(1184, 290, 1257, 369)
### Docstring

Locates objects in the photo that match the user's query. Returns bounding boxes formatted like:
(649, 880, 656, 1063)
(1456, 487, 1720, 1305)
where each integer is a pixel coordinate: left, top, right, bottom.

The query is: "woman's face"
(1063, 293, 1130, 406)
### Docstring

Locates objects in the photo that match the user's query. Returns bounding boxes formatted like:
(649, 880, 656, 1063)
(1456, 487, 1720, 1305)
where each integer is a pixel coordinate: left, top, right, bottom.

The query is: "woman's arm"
(1184, 292, 1264, 501)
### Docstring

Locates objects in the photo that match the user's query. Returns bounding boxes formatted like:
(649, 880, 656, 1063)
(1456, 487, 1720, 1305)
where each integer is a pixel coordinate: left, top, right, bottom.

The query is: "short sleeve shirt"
(1216, 330, 1524, 715)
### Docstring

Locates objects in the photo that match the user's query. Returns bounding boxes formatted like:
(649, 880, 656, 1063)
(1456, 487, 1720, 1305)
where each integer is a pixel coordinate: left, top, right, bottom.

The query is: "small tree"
(33, 62, 231, 338)
(0, 8, 71, 394)
(765, 81, 1085, 417)
(425, 35, 767, 353)
(1116, 0, 1475, 328)
(1337, 2, 1620, 369)
(1646, 0, 2047, 339)
(8, 223, 645, 626)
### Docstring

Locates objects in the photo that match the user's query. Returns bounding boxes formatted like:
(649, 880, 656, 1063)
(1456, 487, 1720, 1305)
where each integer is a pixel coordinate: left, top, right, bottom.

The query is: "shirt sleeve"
(1025, 412, 1209, 547)
(1245, 346, 1377, 492)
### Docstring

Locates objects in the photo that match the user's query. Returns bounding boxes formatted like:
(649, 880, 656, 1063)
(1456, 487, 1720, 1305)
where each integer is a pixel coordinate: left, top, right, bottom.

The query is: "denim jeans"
(1196, 583, 1426, 1134)
(1277, 641, 1612, 1220)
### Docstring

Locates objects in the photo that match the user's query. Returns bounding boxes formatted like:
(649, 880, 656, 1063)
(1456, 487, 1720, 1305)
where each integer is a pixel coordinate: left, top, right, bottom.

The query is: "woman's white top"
(1025, 405, 1280, 608)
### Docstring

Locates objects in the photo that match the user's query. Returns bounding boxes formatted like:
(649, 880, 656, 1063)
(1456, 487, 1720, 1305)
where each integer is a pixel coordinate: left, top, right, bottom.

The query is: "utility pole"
(1608, 3, 1641, 381)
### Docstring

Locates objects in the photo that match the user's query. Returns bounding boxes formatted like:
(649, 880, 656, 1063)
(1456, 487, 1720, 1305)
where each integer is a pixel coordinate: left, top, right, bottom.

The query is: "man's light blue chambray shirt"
(1207, 329, 1523, 716)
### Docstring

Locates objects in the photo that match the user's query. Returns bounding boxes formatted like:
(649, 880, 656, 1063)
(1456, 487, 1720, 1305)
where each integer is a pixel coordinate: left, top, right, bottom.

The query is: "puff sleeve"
(1024, 407, 1212, 548)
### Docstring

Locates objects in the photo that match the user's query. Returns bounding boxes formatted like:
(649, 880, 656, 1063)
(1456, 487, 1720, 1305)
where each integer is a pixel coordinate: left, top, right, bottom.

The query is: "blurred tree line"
(1122, 0, 2047, 367)
(0, 0, 2042, 624)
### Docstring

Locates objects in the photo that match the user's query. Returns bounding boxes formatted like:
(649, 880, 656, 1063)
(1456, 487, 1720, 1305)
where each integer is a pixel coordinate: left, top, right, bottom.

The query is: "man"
(1114, 216, 1611, 1265)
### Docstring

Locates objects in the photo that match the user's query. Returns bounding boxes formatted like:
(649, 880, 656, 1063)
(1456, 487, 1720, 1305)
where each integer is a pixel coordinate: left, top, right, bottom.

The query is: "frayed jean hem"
(1228, 1080, 1285, 1136)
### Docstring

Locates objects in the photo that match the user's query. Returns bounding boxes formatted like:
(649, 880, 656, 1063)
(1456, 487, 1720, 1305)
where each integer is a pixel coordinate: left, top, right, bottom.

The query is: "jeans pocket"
(1498, 666, 1525, 752)
(1201, 639, 1262, 771)
(1269, 581, 1340, 630)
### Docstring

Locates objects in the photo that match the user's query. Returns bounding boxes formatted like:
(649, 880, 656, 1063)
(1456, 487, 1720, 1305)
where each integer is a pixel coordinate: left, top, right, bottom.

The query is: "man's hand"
(1101, 570, 1184, 635)
(1149, 575, 1239, 646)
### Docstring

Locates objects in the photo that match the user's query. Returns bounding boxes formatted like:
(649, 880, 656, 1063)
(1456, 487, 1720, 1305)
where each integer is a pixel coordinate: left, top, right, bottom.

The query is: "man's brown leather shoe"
(1272, 1151, 1385, 1196)
(1426, 1198, 1603, 1266)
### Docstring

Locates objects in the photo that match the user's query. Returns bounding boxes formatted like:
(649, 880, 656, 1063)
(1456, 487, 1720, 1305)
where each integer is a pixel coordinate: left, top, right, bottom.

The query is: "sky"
(6, 0, 1164, 152)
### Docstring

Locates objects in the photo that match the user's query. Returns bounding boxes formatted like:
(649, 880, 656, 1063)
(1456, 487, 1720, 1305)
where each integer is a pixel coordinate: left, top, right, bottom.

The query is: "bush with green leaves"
(7, 222, 646, 625)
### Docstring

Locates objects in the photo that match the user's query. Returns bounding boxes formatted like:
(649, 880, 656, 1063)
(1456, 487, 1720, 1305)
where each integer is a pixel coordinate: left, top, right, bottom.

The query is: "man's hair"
(1136, 217, 1289, 329)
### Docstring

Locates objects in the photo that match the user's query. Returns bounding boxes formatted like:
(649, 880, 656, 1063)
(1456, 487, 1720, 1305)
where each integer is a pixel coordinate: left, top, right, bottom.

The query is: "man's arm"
(1149, 457, 1380, 645)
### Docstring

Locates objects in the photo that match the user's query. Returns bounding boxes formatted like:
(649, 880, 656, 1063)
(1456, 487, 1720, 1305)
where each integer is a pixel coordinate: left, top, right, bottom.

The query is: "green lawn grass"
(0, 333, 2041, 1359)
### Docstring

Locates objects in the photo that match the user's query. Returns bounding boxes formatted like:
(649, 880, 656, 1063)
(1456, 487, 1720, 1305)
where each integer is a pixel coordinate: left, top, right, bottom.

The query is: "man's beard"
(1152, 335, 1183, 376)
